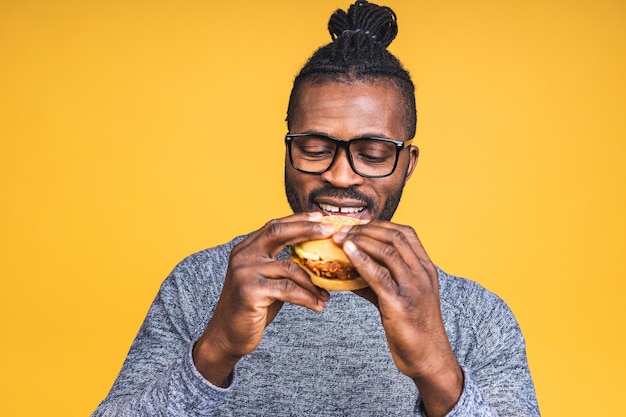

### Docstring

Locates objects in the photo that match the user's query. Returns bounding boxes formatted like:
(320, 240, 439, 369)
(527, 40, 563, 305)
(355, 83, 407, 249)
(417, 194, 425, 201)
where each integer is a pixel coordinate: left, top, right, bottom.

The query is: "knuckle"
(277, 278, 298, 293)
(369, 262, 395, 289)
(388, 228, 409, 246)
(400, 224, 418, 238)
(351, 246, 368, 262)
(285, 259, 304, 275)
(374, 263, 393, 281)
(379, 243, 397, 260)
(227, 263, 252, 285)
(264, 219, 284, 236)
(347, 233, 365, 245)
(229, 239, 248, 258)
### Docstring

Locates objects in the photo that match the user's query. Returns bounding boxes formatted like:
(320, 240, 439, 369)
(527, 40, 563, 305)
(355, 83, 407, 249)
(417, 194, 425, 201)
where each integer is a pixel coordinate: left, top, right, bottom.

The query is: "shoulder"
(152, 234, 251, 334)
(438, 268, 508, 313)
(171, 234, 249, 280)
(438, 267, 513, 321)
(437, 268, 524, 356)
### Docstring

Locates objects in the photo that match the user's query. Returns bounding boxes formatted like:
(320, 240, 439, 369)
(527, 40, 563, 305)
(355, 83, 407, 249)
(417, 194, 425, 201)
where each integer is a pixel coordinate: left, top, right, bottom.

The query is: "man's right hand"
(192, 212, 334, 386)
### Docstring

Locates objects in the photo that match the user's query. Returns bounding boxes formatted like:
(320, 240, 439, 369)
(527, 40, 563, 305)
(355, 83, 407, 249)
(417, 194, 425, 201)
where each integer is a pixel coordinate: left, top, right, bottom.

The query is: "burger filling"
(301, 258, 359, 281)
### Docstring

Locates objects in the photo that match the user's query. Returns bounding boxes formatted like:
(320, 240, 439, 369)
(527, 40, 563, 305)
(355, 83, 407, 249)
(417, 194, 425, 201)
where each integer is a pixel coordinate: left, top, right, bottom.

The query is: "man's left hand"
(333, 220, 464, 417)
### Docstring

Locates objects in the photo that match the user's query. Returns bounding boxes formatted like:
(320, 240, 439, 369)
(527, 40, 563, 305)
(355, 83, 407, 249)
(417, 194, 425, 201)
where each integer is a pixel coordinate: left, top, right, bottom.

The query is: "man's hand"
(192, 212, 334, 387)
(334, 220, 464, 417)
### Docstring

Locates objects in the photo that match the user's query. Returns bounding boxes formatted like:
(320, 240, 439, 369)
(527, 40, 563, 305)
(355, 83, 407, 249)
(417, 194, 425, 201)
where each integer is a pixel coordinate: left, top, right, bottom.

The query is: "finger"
(251, 262, 330, 312)
(341, 221, 428, 262)
(264, 278, 328, 312)
(274, 211, 325, 224)
(337, 222, 436, 285)
(342, 240, 399, 294)
(231, 212, 318, 253)
(243, 259, 330, 305)
(242, 213, 335, 259)
(341, 232, 423, 289)
(279, 258, 330, 301)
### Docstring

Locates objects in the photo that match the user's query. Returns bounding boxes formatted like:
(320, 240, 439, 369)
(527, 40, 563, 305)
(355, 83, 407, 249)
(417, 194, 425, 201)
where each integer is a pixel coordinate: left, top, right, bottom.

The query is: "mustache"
(308, 185, 374, 208)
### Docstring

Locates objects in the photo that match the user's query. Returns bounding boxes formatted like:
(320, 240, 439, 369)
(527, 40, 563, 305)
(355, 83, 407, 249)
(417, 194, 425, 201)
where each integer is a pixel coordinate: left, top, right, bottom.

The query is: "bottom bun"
(292, 255, 368, 291)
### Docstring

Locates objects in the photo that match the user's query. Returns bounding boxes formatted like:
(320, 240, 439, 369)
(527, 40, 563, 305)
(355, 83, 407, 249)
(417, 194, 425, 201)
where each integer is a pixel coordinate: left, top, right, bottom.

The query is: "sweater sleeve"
(91, 249, 234, 417)
(414, 365, 497, 417)
(414, 274, 540, 417)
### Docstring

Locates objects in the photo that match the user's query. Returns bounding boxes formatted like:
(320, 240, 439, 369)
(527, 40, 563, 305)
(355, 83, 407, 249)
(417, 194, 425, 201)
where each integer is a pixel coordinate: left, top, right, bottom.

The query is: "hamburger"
(290, 215, 368, 291)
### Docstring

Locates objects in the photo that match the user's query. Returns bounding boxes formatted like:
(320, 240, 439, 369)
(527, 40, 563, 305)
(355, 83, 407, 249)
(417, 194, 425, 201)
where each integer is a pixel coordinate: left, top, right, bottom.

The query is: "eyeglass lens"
(290, 135, 399, 177)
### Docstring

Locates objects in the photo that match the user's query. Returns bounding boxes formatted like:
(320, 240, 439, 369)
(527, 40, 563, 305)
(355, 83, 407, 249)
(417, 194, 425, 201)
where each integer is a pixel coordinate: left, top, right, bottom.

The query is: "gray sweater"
(93, 235, 539, 416)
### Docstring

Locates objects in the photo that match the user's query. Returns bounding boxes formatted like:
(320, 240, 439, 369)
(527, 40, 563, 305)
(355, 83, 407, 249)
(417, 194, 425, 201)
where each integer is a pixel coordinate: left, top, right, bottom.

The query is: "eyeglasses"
(285, 133, 414, 178)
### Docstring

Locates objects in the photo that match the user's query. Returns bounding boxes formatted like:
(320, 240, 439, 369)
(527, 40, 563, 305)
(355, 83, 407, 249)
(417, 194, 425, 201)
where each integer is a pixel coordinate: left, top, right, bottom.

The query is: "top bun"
(321, 215, 361, 230)
(295, 216, 360, 263)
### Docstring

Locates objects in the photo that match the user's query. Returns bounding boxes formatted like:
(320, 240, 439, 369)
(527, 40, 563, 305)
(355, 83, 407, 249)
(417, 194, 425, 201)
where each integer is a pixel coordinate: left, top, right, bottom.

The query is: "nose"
(320, 147, 365, 188)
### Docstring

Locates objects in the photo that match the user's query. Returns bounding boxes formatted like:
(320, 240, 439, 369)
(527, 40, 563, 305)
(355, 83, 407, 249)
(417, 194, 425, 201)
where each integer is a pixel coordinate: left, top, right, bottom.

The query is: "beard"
(284, 168, 407, 221)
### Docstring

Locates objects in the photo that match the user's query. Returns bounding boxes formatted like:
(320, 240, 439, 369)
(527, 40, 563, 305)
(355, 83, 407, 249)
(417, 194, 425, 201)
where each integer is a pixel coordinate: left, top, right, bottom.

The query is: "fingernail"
(308, 212, 323, 221)
(344, 240, 357, 254)
(333, 230, 346, 241)
(340, 225, 354, 233)
(321, 223, 335, 234)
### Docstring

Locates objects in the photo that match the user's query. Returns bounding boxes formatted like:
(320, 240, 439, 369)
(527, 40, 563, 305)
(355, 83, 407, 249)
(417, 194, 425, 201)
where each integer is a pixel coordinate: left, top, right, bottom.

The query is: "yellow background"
(1, 0, 624, 415)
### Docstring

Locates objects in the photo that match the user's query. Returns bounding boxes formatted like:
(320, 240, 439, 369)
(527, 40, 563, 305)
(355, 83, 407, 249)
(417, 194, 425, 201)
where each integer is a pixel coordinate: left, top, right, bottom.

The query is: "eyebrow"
(295, 131, 394, 141)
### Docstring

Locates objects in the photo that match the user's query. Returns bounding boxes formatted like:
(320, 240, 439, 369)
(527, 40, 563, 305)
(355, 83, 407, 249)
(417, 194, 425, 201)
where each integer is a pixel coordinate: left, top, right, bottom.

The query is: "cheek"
(285, 167, 313, 196)
(371, 174, 408, 207)
(285, 164, 301, 185)
(374, 175, 405, 198)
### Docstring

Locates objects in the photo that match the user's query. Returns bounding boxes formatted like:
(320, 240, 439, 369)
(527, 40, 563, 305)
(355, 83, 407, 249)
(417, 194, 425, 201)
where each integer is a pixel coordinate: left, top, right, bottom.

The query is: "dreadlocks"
(287, 0, 416, 139)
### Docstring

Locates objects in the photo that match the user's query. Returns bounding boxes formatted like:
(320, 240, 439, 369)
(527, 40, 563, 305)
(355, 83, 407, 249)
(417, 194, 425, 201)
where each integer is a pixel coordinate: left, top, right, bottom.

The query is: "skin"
(193, 81, 463, 417)
(285, 81, 412, 222)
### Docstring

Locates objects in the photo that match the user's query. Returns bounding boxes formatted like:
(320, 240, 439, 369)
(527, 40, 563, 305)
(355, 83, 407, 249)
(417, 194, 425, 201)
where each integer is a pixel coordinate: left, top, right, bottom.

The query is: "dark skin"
(193, 81, 463, 417)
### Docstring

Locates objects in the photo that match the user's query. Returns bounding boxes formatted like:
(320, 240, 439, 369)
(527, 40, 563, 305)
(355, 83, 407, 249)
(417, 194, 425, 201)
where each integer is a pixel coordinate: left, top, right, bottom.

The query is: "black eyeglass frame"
(285, 133, 414, 178)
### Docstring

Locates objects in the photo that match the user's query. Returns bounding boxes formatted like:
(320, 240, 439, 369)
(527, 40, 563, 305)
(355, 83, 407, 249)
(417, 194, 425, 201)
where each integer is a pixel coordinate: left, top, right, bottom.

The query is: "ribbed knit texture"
(92, 235, 539, 416)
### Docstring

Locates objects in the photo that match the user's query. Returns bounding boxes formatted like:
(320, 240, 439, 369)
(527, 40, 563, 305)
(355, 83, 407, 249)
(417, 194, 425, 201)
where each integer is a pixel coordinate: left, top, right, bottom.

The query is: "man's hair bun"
(286, 0, 416, 141)
(328, 0, 398, 49)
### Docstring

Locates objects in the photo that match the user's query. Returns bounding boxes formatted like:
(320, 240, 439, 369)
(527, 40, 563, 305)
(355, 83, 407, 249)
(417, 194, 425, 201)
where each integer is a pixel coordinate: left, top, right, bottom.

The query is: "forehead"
(290, 82, 408, 141)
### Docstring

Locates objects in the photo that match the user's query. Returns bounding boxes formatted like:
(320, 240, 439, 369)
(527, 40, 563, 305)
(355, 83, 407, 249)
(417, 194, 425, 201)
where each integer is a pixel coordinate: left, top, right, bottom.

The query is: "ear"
(404, 145, 419, 183)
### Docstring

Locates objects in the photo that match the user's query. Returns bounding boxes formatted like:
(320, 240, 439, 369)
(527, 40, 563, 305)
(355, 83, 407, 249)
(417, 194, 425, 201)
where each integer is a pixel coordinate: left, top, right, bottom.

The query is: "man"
(93, 1, 539, 416)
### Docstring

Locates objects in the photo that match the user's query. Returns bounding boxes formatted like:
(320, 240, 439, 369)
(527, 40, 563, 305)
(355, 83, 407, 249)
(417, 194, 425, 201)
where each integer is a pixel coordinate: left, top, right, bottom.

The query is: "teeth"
(320, 204, 340, 213)
(319, 203, 364, 214)
(340, 207, 363, 213)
